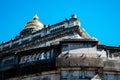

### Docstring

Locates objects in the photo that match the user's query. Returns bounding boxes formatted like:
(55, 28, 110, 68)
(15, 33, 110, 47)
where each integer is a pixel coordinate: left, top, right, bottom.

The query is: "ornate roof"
(24, 14, 44, 30)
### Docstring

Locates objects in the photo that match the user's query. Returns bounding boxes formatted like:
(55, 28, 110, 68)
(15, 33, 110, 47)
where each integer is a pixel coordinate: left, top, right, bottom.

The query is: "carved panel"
(61, 70, 96, 80)
(104, 60, 120, 71)
(56, 57, 103, 67)
(7, 74, 60, 80)
(19, 52, 50, 64)
(102, 74, 120, 80)
(2, 57, 15, 67)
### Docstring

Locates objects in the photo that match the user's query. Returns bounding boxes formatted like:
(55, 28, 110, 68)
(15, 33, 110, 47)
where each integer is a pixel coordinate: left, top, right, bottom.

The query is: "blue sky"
(0, 0, 120, 46)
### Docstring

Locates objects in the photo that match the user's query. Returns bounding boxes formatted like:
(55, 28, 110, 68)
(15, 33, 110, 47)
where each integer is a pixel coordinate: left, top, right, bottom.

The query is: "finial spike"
(72, 14, 77, 18)
(33, 14, 39, 20)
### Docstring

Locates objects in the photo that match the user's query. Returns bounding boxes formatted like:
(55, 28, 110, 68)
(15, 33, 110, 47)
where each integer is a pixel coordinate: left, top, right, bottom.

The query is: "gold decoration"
(24, 14, 43, 29)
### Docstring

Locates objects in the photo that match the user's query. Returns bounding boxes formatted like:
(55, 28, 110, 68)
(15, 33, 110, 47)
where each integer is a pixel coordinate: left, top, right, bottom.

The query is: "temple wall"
(6, 69, 120, 80)
(7, 71, 60, 80)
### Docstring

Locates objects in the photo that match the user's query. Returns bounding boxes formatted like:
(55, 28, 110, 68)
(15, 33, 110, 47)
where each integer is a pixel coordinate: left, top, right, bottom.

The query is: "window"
(32, 34, 41, 41)
(21, 39, 29, 44)
(62, 44, 69, 51)
(12, 42, 19, 48)
(50, 26, 65, 34)
(46, 51, 50, 59)
(3, 46, 10, 50)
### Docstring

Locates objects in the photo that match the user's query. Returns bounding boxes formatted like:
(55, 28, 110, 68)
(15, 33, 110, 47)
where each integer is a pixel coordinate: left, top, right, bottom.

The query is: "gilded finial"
(24, 14, 44, 29)
(33, 14, 39, 20)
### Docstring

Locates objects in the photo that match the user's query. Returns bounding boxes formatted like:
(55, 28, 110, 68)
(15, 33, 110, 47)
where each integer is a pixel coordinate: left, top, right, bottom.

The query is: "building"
(0, 14, 120, 80)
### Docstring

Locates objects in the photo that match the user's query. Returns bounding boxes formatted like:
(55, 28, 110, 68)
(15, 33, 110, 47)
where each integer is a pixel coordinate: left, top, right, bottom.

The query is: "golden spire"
(24, 14, 44, 29)
(33, 14, 39, 20)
